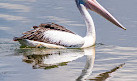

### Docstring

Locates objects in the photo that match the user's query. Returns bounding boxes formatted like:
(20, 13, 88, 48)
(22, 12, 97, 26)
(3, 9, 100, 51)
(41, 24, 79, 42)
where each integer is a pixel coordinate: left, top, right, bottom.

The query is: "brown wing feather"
(13, 23, 75, 45)
(39, 22, 75, 34)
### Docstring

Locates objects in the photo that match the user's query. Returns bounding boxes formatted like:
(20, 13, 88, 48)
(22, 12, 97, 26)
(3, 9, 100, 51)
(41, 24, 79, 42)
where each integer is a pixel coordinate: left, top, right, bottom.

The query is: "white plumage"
(18, 30, 85, 48)
(18, 39, 65, 48)
(43, 30, 85, 47)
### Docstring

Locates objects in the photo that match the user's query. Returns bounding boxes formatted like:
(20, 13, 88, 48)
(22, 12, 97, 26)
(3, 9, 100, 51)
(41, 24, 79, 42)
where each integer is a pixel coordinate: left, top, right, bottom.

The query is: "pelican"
(14, 0, 126, 48)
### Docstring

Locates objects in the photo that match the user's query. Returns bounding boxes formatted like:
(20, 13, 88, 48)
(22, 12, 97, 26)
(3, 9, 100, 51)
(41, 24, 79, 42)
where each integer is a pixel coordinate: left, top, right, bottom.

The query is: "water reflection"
(12, 45, 137, 81)
(22, 48, 84, 69)
(15, 46, 95, 80)
(76, 47, 95, 81)
(88, 63, 125, 81)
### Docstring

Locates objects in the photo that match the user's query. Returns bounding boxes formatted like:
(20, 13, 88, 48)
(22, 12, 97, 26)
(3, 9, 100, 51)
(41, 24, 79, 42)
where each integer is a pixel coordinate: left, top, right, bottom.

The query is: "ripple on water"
(0, 38, 18, 56)
(89, 45, 137, 81)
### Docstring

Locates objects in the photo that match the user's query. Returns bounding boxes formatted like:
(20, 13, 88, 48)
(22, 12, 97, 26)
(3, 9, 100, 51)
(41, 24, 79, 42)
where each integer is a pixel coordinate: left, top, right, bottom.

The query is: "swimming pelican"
(14, 0, 126, 48)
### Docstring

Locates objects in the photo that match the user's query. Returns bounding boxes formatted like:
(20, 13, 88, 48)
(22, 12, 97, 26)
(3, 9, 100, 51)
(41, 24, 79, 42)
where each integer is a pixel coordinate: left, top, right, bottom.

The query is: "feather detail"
(13, 23, 84, 47)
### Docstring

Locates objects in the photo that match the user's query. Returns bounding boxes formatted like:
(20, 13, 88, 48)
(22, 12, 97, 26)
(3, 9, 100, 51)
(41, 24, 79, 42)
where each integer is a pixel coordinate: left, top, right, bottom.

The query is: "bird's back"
(14, 23, 84, 48)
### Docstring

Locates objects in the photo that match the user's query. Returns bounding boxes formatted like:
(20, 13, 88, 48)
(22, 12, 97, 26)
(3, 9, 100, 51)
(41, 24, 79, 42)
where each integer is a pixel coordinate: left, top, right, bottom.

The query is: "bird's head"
(76, 0, 126, 30)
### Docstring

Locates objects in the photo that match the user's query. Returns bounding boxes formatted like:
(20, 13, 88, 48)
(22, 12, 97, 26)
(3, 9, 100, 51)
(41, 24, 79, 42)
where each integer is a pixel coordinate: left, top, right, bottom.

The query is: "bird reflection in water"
(15, 46, 95, 80)
(88, 63, 125, 81)
(22, 48, 85, 69)
(15, 46, 125, 81)
(21, 47, 95, 70)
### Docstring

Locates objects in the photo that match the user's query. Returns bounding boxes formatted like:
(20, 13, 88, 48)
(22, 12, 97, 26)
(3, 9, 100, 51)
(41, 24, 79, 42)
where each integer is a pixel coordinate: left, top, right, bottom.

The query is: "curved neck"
(76, 3, 96, 38)
(76, 1, 96, 47)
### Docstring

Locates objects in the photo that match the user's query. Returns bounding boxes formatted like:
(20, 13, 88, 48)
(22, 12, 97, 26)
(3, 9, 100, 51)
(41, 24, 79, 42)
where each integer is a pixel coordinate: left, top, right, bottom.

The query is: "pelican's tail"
(13, 37, 22, 41)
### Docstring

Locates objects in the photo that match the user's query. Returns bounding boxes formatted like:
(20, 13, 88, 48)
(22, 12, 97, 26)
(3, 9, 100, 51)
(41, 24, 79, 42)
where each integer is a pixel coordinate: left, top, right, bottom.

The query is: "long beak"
(86, 0, 126, 30)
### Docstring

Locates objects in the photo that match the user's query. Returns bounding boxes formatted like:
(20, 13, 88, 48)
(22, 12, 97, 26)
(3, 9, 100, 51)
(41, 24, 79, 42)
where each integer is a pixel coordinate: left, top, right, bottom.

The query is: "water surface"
(0, 0, 137, 81)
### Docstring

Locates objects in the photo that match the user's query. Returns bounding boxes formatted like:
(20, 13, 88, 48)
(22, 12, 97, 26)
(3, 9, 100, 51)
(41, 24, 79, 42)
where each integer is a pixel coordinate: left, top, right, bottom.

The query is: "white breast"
(43, 30, 85, 47)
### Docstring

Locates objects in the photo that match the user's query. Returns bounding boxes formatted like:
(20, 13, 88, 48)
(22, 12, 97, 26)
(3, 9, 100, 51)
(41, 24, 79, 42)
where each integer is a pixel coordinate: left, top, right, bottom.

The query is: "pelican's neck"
(79, 4, 96, 38)
(76, 1, 96, 47)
